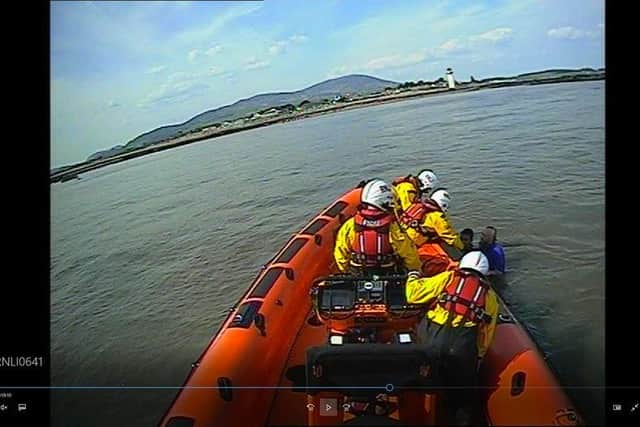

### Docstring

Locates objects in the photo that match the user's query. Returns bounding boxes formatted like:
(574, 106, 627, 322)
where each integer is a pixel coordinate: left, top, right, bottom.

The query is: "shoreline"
(51, 76, 604, 183)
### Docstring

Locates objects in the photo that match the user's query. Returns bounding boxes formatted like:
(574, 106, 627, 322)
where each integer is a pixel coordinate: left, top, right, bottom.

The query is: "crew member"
(398, 188, 464, 276)
(334, 179, 422, 275)
(405, 251, 499, 425)
(392, 169, 440, 212)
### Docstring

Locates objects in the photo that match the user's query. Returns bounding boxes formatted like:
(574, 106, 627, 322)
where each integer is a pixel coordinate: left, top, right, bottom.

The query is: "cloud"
(167, 71, 191, 83)
(268, 41, 287, 55)
(244, 57, 270, 70)
(350, 27, 512, 74)
(187, 44, 223, 65)
(364, 51, 428, 71)
(138, 69, 219, 107)
(289, 34, 308, 43)
(339, 26, 516, 76)
(432, 28, 512, 58)
(547, 26, 582, 39)
(187, 49, 201, 62)
(435, 38, 468, 55)
(268, 34, 308, 56)
(326, 49, 428, 77)
(470, 27, 513, 43)
(325, 22, 520, 80)
(547, 26, 599, 40)
(205, 45, 223, 56)
(208, 66, 225, 76)
(145, 65, 167, 74)
(140, 81, 210, 107)
(173, 3, 263, 46)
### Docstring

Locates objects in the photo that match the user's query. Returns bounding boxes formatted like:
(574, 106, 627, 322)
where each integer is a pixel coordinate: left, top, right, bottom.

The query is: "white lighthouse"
(446, 67, 456, 89)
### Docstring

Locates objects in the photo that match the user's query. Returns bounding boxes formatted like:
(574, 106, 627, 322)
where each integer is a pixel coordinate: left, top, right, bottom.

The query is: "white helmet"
(459, 251, 489, 276)
(361, 179, 393, 211)
(430, 189, 451, 213)
(417, 169, 439, 193)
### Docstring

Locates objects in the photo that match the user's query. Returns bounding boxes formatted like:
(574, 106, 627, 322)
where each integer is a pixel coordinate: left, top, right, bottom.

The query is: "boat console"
(311, 274, 424, 337)
(307, 274, 444, 426)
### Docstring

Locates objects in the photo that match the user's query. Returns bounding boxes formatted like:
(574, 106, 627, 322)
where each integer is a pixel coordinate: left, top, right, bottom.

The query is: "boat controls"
(312, 275, 424, 331)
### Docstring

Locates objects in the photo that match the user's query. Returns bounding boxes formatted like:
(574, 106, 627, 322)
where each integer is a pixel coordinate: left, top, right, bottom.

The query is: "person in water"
(333, 179, 422, 276)
(396, 188, 464, 276)
(405, 251, 499, 425)
(460, 228, 475, 255)
(479, 226, 506, 276)
(392, 169, 439, 213)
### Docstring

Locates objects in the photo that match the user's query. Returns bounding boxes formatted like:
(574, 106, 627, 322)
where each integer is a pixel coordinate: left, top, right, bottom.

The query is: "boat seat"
(306, 343, 442, 394)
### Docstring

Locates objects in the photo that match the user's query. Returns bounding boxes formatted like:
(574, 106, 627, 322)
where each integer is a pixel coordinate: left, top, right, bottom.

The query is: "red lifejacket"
(399, 199, 442, 235)
(435, 270, 492, 324)
(350, 207, 396, 268)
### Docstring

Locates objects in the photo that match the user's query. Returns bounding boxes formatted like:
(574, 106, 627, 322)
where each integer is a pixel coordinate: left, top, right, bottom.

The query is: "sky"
(51, 0, 604, 168)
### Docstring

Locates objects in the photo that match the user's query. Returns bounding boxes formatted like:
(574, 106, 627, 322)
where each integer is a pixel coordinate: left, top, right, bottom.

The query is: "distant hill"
(477, 67, 604, 83)
(87, 144, 127, 162)
(516, 67, 602, 79)
(119, 74, 397, 153)
(78, 68, 604, 165)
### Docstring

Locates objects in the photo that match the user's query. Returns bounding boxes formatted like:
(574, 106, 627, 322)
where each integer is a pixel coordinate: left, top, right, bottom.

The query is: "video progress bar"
(1, 385, 631, 390)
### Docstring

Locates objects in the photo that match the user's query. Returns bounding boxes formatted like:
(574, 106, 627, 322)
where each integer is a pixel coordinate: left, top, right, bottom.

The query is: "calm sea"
(51, 80, 605, 426)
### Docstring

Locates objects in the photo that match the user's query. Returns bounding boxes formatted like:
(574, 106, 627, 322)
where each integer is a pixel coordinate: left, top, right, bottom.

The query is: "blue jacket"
(481, 243, 506, 273)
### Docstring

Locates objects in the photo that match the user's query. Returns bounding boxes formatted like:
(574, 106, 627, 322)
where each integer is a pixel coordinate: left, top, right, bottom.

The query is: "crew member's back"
(333, 179, 422, 276)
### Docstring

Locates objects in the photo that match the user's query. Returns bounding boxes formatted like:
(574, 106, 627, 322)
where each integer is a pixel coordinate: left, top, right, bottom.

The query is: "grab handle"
(254, 312, 266, 336)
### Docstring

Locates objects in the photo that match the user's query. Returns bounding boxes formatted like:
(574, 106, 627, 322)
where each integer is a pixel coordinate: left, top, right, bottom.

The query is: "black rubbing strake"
(325, 201, 348, 218)
(249, 268, 284, 298)
(274, 238, 307, 264)
(301, 218, 329, 235)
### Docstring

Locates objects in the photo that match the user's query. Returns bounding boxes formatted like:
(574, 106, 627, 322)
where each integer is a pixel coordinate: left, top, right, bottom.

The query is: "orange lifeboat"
(158, 184, 583, 426)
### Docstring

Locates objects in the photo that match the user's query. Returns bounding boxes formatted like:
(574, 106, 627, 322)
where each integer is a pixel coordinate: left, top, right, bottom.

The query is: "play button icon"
(319, 398, 337, 416)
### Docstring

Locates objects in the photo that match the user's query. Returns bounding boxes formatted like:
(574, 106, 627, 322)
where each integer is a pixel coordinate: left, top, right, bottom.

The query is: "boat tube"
(159, 183, 582, 426)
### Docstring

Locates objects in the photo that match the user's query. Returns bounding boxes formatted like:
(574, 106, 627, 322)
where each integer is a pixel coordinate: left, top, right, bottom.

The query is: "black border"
(1, 1, 50, 425)
(605, 2, 640, 425)
(1, 2, 630, 426)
